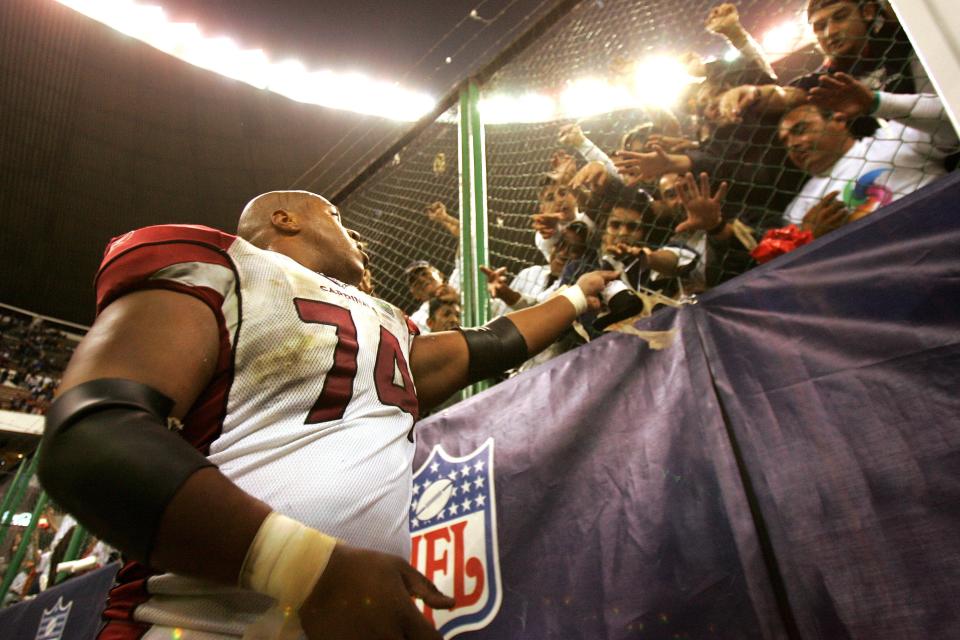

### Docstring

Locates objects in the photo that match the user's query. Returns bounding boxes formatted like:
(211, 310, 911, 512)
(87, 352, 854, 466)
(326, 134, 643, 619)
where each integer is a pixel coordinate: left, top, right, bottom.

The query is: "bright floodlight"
(762, 18, 814, 59)
(55, 0, 435, 121)
(479, 93, 556, 124)
(559, 78, 634, 118)
(632, 57, 698, 109)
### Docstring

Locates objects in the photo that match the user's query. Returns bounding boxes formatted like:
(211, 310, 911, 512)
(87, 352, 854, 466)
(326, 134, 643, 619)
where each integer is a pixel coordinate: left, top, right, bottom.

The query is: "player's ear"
(270, 209, 301, 234)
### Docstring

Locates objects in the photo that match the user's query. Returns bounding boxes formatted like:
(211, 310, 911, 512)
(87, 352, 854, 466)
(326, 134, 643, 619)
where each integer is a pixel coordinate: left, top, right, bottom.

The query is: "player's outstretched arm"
(410, 270, 619, 411)
(39, 289, 452, 640)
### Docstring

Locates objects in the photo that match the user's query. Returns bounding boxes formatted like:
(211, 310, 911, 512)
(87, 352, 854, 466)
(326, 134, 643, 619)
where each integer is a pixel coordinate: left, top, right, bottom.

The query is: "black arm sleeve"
(458, 316, 529, 383)
(39, 378, 214, 563)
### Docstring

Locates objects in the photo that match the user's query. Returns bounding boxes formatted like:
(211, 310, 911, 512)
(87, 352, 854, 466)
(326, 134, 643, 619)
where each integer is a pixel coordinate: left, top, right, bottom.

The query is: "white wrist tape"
(559, 285, 588, 315)
(601, 279, 630, 304)
(240, 512, 337, 610)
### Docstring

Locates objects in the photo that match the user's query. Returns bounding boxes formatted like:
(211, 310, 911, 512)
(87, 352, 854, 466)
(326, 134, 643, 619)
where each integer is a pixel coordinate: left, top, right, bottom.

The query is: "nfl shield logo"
(410, 438, 502, 638)
(35, 597, 72, 640)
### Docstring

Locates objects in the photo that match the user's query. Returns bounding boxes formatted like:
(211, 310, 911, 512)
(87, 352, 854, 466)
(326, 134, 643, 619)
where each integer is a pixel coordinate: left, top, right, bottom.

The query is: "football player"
(39, 190, 616, 640)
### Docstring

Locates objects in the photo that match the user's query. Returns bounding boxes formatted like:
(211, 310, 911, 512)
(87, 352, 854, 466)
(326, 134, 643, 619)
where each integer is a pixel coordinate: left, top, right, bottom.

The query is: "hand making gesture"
(675, 171, 730, 235)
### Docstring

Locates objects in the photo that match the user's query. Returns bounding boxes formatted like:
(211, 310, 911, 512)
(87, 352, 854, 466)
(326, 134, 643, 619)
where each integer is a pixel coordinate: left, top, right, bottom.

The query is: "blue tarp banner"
(693, 172, 960, 638)
(0, 564, 118, 640)
(413, 172, 960, 639)
(414, 315, 785, 639)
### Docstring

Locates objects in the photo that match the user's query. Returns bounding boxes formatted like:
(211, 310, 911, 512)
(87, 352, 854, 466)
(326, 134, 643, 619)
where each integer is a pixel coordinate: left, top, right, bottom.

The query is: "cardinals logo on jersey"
(410, 439, 502, 638)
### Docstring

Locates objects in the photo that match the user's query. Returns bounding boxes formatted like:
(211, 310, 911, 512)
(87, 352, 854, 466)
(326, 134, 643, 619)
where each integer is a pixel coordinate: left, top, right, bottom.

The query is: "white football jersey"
(94, 224, 421, 639)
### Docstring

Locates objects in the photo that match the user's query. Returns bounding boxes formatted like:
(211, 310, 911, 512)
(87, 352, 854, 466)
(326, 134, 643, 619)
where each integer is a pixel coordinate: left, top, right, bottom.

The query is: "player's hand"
(574, 270, 621, 310)
(801, 191, 848, 238)
(808, 72, 875, 119)
(299, 544, 455, 640)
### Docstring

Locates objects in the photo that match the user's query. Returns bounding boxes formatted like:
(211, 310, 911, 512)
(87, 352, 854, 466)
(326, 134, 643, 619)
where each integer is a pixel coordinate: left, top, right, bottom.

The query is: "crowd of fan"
(0, 318, 107, 604)
(0, 312, 78, 414)
(1, 507, 115, 606)
(379, 0, 957, 377)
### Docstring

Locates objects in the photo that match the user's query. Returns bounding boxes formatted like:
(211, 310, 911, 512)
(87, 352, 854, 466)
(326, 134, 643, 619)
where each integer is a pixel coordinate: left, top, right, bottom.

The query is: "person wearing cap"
(405, 260, 458, 334)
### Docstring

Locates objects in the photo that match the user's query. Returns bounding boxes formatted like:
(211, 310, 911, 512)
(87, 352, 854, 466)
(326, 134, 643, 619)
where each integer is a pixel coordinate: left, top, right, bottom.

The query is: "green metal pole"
(458, 85, 477, 400)
(0, 457, 29, 534)
(54, 524, 89, 585)
(467, 80, 491, 327)
(466, 80, 491, 394)
(0, 490, 48, 603)
(0, 451, 41, 552)
(458, 87, 476, 324)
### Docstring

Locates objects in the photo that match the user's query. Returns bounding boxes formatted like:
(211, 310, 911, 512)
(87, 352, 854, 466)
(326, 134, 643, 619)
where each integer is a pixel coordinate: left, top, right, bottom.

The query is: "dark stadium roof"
(0, 0, 548, 325)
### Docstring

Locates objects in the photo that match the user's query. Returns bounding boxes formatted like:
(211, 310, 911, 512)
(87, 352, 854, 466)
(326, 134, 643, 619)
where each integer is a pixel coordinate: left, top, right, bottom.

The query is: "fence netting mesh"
(339, 0, 957, 347)
(339, 114, 461, 319)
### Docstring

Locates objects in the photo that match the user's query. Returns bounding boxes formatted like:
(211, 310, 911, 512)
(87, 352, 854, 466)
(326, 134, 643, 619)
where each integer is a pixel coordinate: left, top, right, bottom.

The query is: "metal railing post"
(458, 79, 492, 396)
(0, 490, 48, 603)
(0, 451, 41, 551)
(54, 524, 89, 586)
(0, 457, 29, 536)
(467, 80, 491, 330)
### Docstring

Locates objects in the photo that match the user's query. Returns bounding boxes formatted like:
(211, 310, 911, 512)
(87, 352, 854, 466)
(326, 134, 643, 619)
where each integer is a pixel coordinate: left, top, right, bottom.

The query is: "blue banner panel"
(694, 172, 960, 638)
(0, 564, 118, 640)
(414, 310, 786, 639)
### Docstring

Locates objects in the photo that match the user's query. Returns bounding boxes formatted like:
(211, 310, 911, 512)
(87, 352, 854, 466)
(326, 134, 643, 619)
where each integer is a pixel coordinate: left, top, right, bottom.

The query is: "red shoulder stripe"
(95, 225, 237, 316)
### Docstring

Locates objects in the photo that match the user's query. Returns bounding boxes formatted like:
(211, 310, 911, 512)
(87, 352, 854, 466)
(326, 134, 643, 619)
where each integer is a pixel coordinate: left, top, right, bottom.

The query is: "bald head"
(237, 190, 331, 248)
(236, 190, 365, 284)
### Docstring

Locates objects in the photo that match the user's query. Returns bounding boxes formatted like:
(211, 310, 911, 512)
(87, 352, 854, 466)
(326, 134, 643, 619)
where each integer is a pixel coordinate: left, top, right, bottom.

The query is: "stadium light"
(631, 57, 698, 109)
(54, 0, 436, 121)
(560, 78, 634, 118)
(761, 17, 815, 59)
(479, 93, 556, 124)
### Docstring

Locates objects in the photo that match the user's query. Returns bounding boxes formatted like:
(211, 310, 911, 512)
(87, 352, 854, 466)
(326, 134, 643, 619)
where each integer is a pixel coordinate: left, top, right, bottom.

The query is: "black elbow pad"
(39, 378, 214, 564)
(458, 316, 529, 383)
